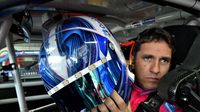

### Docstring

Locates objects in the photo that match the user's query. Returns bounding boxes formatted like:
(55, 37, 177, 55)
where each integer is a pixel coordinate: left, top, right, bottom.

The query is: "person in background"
(91, 27, 183, 112)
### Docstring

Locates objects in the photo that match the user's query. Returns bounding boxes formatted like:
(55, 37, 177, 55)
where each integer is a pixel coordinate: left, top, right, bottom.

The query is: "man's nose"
(150, 61, 160, 74)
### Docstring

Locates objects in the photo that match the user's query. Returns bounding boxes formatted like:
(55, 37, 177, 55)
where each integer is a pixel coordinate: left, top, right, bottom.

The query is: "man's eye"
(144, 57, 152, 62)
(160, 59, 170, 64)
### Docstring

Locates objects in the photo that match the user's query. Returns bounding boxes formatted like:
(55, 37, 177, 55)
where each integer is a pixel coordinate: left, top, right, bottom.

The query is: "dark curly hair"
(133, 27, 174, 58)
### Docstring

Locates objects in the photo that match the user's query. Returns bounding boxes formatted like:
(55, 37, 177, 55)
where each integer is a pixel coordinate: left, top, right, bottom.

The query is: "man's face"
(134, 40, 172, 90)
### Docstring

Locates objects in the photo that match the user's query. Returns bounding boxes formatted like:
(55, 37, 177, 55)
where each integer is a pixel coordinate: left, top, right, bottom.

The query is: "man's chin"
(143, 84, 157, 90)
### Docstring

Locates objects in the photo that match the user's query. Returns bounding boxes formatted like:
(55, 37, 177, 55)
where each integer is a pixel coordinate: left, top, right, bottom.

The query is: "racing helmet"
(39, 16, 134, 111)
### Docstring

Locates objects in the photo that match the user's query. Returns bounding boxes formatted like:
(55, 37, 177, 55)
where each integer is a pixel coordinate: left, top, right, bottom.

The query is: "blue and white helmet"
(39, 16, 134, 111)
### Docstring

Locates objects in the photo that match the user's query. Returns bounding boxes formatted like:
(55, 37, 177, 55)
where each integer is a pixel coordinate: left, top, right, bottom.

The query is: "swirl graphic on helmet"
(39, 16, 134, 111)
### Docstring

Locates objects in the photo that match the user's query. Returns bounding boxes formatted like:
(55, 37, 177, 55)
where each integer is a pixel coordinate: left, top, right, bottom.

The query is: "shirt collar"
(133, 84, 156, 95)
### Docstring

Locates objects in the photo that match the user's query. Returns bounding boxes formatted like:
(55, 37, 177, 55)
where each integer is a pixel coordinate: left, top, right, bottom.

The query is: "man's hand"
(91, 90, 131, 112)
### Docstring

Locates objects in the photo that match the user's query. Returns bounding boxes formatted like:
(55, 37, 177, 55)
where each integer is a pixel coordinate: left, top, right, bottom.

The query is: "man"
(91, 27, 183, 112)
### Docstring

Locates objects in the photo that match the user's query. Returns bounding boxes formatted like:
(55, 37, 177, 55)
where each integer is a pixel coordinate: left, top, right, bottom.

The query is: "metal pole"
(0, 81, 44, 89)
(0, 94, 50, 105)
(5, 23, 28, 112)
(111, 11, 192, 33)
(164, 0, 200, 11)
(29, 103, 56, 112)
(0, 17, 12, 48)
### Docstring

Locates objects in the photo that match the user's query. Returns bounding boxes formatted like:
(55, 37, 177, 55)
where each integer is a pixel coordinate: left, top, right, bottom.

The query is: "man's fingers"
(104, 97, 120, 112)
(93, 90, 129, 112)
(110, 90, 127, 110)
(91, 107, 98, 112)
(98, 103, 109, 112)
